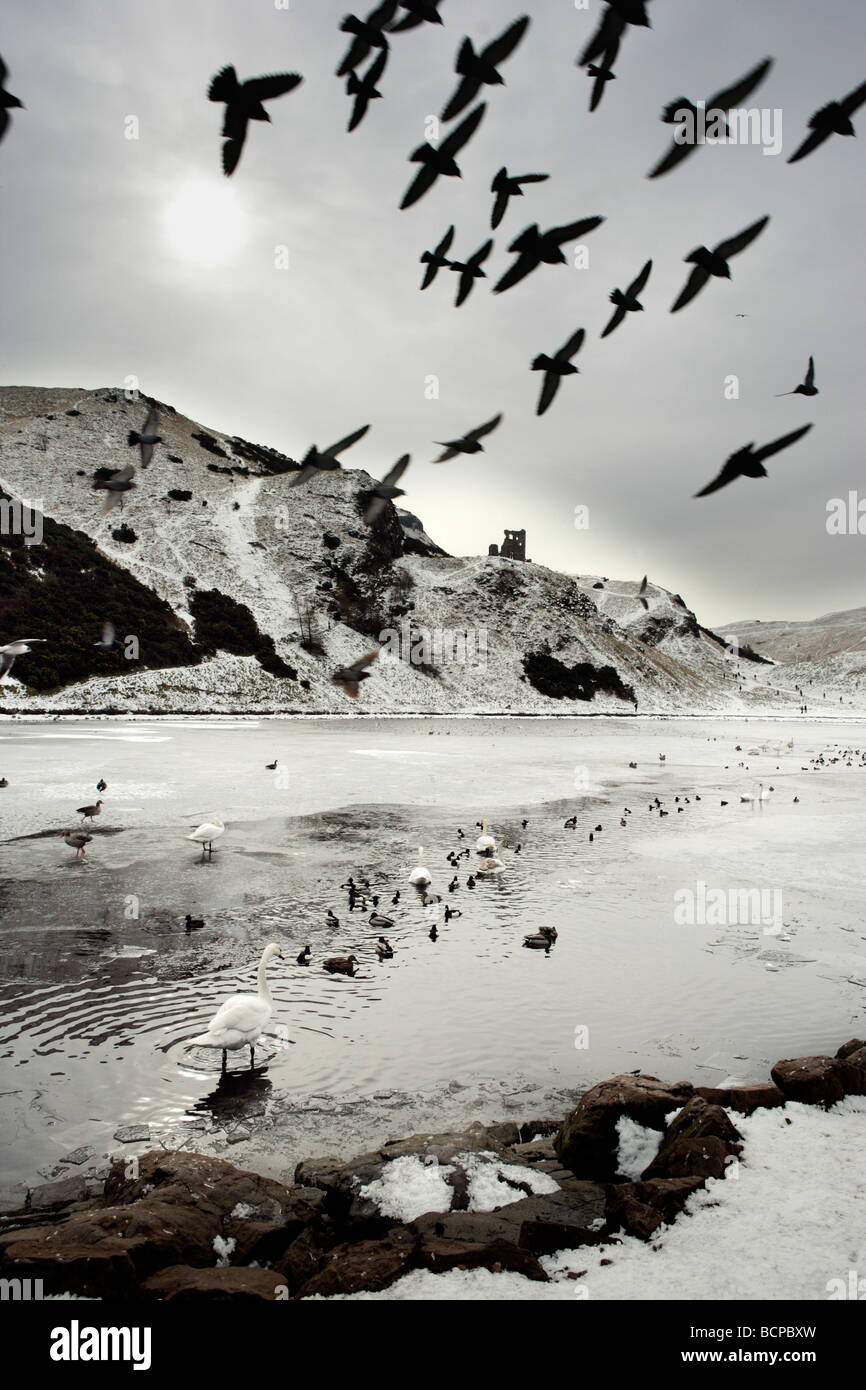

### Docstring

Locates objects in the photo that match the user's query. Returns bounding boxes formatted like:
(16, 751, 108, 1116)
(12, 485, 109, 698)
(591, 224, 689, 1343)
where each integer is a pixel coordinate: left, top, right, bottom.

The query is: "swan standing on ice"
(186, 816, 225, 856)
(475, 820, 496, 853)
(409, 847, 432, 888)
(190, 942, 284, 1071)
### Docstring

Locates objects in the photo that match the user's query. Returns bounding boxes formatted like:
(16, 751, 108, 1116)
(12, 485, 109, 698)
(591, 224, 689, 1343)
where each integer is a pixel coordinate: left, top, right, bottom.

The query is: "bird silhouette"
(400, 102, 486, 209)
(337, 2, 398, 76)
(332, 651, 378, 697)
(290, 425, 370, 487)
(579, 0, 650, 67)
(347, 47, 388, 130)
(419, 225, 455, 288)
(777, 357, 818, 398)
(490, 167, 549, 230)
(638, 575, 650, 611)
(93, 465, 136, 514)
(648, 58, 774, 177)
(670, 216, 770, 313)
(788, 78, 866, 163)
(694, 424, 814, 498)
(433, 414, 502, 462)
(601, 259, 652, 337)
(586, 38, 620, 112)
(494, 216, 605, 294)
(388, 0, 445, 31)
(449, 238, 493, 305)
(363, 455, 411, 524)
(0, 55, 24, 144)
(208, 66, 303, 176)
(127, 403, 162, 468)
(441, 16, 530, 122)
(532, 328, 585, 416)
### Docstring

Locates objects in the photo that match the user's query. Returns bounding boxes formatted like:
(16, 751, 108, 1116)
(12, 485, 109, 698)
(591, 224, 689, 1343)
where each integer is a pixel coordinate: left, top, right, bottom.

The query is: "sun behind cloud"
(162, 179, 247, 268)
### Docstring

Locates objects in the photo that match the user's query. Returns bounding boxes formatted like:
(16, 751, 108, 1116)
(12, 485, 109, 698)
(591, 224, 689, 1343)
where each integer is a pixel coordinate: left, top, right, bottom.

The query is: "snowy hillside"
(0, 385, 859, 715)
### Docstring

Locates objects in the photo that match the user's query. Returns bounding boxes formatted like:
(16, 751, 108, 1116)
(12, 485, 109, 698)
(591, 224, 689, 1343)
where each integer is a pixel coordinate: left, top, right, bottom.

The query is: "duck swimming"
(369, 911, 394, 929)
(323, 955, 359, 976)
(523, 926, 557, 951)
(375, 937, 394, 960)
(297, 945, 312, 965)
(326, 909, 340, 928)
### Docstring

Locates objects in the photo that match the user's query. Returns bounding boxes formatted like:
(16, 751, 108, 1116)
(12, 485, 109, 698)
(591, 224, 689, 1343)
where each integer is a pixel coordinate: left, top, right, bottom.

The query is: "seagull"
(63, 831, 93, 859)
(586, 39, 620, 113)
(449, 238, 493, 305)
(400, 101, 486, 210)
(208, 65, 303, 176)
(337, 2, 398, 77)
(493, 216, 605, 294)
(388, 0, 445, 31)
(694, 424, 814, 498)
(670, 216, 770, 313)
(76, 799, 103, 823)
(363, 455, 410, 525)
(0, 638, 46, 681)
(93, 464, 136, 514)
(94, 622, 124, 651)
(186, 816, 225, 855)
(419, 225, 455, 288)
(332, 651, 378, 697)
(647, 58, 774, 178)
(490, 167, 549, 230)
(433, 413, 502, 462)
(441, 15, 531, 122)
(788, 78, 866, 163)
(0, 55, 24, 144)
(532, 327, 585, 416)
(127, 404, 162, 468)
(347, 46, 388, 131)
(601, 259, 652, 338)
(776, 356, 818, 398)
(290, 425, 370, 487)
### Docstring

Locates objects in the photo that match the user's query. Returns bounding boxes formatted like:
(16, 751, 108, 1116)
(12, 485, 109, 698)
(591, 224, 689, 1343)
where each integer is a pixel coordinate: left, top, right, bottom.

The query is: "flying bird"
(776, 356, 818, 398)
(440, 16, 531, 122)
(0, 55, 24, 144)
(419, 225, 455, 288)
(346, 46, 388, 130)
(0, 638, 46, 682)
(449, 238, 493, 305)
(400, 102, 486, 209)
(532, 328, 585, 416)
(127, 403, 162, 468)
(638, 575, 650, 611)
(93, 464, 136, 514)
(586, 39, 620, 113)
(694, 424, 814, 498)
(363, 455, 411, 524)
(493, 216, 605, 294)
(388, 0, 445, 31)
(670, 216, 770, 313)
(332, 651, 378, 697)
(601, 259, 652, 338)
(490, 167, 549, 230)
(208, 65, 303, 176)
(433, 414, 502, 462)
(647, 58, 774, 177)
(290, 425, 370, 487)
(94, 622, 125, 651)
(788, 78, 866, 163)
(579, 0, 650, 67)
(337, 2, 398, 76)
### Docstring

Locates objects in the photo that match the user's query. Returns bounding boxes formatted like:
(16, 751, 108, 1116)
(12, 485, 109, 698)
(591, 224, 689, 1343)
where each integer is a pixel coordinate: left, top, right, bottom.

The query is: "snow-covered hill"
(0, 385, 860, 715)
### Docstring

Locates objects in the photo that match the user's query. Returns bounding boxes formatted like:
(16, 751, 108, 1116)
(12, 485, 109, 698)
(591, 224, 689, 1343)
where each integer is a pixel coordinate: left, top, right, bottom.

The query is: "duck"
(184, 914, 205, 932)
(523, 926, 557, 952)
(444, 906, 461, 922)
(76, 798, 103, 823)
(375, 937, 394, 960)
(521, 818, 529, 829)
(326, 909, 340, 928)
(297, 945, 312, 965)
(391, 891, 400, 906)
(422, 891, 443, 906)
(477, 845, 504, 873)
(628, 761, 638, 769)
(659, 753, 666, 762)
(564, 816, 577, 829)
(265, 760, 278, 770)
(369, 911, 394, 929)
(0, 777, 7, 788)
(475, 819, 497, 853)
(96, 778, 107, 792)
(409, 847, 432, 888)
(186, 816, 225, 855)
(448, 875, 459, 892)
(429, 925, 439, 941)
(63, 830, 93, 858)
(323, 955, 359, 976)
(466, 875, 476, 889)
(190, 942, 284, 1071)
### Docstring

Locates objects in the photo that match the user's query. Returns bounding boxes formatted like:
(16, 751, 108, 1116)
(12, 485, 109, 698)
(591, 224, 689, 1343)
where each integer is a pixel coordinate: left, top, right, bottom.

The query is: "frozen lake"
(0, 716, 864, 1191)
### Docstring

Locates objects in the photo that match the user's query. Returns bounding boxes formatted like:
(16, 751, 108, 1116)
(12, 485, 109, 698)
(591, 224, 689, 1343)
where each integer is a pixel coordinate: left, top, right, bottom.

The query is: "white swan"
(740, 783, 769, 803)
(190, 942, 283, 1070)
(186, 816, 225, 855)
(409, 847, 432, 888)
(475, 819, 496, 853)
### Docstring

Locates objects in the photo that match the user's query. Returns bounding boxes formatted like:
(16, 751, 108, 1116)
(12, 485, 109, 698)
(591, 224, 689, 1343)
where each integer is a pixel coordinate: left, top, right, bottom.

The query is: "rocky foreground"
(1, 1041, 863, 1301)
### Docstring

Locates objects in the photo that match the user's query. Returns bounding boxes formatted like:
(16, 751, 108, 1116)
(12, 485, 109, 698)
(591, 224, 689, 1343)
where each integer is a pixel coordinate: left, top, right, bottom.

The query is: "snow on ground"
(615, 1116, 664, 1181)
(309, 1097, 866, 1301)
(359, 1152, 560, 1224)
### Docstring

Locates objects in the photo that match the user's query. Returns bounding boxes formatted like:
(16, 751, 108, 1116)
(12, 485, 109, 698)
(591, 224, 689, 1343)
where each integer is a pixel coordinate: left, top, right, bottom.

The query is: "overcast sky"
(2, 0, 865, 627)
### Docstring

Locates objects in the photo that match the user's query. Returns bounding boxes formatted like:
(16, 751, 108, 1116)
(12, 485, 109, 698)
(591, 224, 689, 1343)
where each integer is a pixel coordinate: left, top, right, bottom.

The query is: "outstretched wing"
(208, 66, 239, 102)
(601, 301, 627, 338)
(670, 265, 710, 313)
(244, 72, 303, 100)
(492, 250, 535, 294)
(491, 185, 510, 229)
(787, 124, 831, 164)
(627, 258, 652, 297)
(548, 215, 606, 245)
(579, 8, 625, 66)
(753, 423, 813, 464)
(466, 413, 503, 442)
(647, 131, 694, 179)
(440, 101, 486, 156)
(323, 424, 371, 458)
(222, 122, 248, 176)
(707, 57, 773, 114)
(693, 456, 743, 498)
(380, 454, 411, 489)
(840, 77, 866, 116)
(714, 215, 770, 261)
(483, 15, 531, 67)
(556, 327, 585, 361)
(345, 651, 379, 680)
(401, 155, 439, 209)
(804, 356, 815, 389)
(442, 44, 481, 122)
(536, 372, 560, 417)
